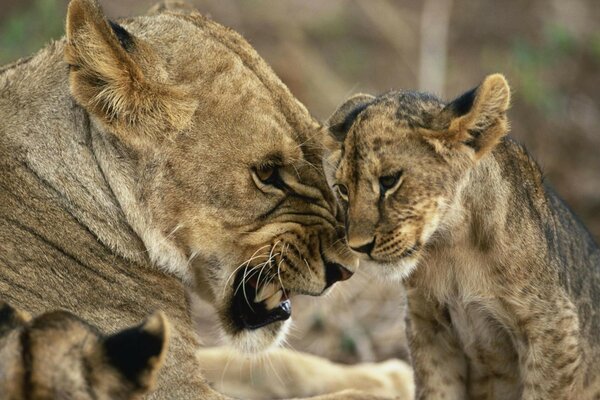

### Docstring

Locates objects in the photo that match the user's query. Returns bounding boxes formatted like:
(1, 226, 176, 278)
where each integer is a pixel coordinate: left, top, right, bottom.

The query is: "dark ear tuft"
(104, 311, 169, 390)
(0, 302, 30, 336)
(108, 21, 134, 51)
(446, 86, 477, 118)
(327, 94, 375, 142)
(428, 74, 511, 159)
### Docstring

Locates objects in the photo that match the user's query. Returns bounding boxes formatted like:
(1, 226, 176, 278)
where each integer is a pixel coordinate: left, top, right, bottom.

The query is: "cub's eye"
(334, 183, 349, 201)
(379, 170, 403, 192)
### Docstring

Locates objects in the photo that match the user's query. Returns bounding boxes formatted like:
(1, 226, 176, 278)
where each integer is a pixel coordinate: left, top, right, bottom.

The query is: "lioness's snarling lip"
(230, 268, 292, 331)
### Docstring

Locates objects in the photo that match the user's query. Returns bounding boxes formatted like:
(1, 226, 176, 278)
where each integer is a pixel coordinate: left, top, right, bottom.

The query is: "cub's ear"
(103, 311, 170, 392)
(429, 74, 511, 159)
(327, 93, 375, 144)
(147, 0, 198, 16)
(65, 0, 197, 144)
(0, 302, 31, 336)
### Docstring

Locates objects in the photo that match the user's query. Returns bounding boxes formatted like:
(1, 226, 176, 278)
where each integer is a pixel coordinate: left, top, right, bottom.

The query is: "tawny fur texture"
(325, 74, 600, 400)
(0, 1, 405, 399)
(0, 301, 168, 400)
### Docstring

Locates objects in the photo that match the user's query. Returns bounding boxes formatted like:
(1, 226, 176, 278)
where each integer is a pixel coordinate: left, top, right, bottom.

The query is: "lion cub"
(325, 74, 600, 399)
(0, 302, 169, 400)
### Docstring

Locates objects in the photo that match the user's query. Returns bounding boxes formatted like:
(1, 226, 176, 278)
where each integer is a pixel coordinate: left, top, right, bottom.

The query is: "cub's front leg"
(406, 287, 467, 400)
(508, 292, 583, 400)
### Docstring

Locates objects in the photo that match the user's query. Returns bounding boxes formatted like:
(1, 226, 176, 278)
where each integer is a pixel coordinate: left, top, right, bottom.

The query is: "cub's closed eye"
(379, 170, 403, 192)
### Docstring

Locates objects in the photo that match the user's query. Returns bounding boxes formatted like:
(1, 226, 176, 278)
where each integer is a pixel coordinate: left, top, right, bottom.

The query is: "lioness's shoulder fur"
(0, 302, 168, 400)
(327, 74, 600, 399)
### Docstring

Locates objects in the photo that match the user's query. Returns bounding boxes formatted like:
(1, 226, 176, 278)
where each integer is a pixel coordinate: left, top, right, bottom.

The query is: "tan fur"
(326, 74, 600, 399)
(0, 301, 168, 400)
(0, 1, 370, 398)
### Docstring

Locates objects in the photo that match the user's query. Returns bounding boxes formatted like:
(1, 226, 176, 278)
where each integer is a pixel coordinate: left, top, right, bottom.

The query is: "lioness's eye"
(379, 170, 403, 192)
(256, 166, 275, 182)
(334, 183, 349, 201)
(255, 165, 280, 186)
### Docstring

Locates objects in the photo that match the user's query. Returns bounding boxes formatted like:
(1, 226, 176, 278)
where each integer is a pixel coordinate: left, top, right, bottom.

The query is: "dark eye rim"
(379, 170, 403, 191)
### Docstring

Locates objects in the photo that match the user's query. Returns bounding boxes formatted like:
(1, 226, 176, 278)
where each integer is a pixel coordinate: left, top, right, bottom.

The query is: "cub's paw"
(303, 388, 402, 400)
(349, 359, 414, 399)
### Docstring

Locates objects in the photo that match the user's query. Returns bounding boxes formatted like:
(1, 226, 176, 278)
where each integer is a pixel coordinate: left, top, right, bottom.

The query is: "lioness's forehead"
(122, 12, 319, 164)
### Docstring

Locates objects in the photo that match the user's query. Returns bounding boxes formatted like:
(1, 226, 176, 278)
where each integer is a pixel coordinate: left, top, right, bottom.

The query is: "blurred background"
(2, 0, 599, 367)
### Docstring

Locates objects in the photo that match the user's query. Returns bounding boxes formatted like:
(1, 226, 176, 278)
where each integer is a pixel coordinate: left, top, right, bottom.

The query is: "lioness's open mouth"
(229, 259, 352, 331)
(230, 268, 292, 330)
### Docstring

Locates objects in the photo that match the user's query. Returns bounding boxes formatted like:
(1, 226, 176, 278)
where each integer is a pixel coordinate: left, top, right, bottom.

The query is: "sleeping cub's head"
(0, 302, 168, 400)
(324, 74, 510, 279)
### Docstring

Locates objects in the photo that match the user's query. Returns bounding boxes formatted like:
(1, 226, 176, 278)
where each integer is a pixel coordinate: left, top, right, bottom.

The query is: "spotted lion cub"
(0, 302, 169, 400)
(325, 74, 600, 399)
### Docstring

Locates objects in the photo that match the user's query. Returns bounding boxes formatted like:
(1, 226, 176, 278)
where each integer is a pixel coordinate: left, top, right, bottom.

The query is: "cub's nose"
(350, 239, 375, 255)
(324, 262, 353, 290)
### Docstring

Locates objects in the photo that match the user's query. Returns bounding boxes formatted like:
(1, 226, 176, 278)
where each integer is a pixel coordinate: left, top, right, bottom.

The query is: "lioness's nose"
(324, 262, 353, 290)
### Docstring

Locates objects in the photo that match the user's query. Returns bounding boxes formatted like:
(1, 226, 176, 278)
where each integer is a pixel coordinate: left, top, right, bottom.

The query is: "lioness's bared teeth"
(264, 290, 283, 310)
(254, 283, 278, 303)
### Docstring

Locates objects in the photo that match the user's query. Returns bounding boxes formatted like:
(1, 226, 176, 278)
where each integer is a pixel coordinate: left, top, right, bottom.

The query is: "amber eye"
(334, 183, 349, 201)
(379, 171, 403, 192)
(254, 165, 284, 188)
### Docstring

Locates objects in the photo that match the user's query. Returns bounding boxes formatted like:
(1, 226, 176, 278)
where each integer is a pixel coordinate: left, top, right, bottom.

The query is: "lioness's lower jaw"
(229, 319, 292, 354)
(217, 267, 295, 353)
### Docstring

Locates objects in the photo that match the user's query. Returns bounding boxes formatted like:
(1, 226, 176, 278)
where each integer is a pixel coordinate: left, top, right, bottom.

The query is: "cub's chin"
(217, 267, 295, 353)
(360, 255, 420, 282)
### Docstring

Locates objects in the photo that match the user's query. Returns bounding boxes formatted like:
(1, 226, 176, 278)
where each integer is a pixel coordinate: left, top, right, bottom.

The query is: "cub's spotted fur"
(0, 302, 168, 400)
(326, 74, 600, 399)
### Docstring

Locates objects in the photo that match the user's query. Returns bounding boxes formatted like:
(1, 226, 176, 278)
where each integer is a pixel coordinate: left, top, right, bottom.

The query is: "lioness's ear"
(103, 311, 169, 391)
(430, 74, 511, 159)
(0, 302, 31, 336)
(326, 93, 375, 145)
(65, 0, 197, 143)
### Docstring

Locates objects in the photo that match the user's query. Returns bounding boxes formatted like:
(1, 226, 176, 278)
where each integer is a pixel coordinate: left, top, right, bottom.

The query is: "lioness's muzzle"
(230, 268, 292, 330)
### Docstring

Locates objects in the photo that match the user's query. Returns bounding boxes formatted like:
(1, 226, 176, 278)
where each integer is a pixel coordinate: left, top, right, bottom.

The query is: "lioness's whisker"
(222, 244, 272, 294)
(223, 255, 268, 296)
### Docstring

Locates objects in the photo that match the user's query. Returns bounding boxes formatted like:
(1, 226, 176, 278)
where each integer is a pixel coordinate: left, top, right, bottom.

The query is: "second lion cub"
(325, 74, 600, 399)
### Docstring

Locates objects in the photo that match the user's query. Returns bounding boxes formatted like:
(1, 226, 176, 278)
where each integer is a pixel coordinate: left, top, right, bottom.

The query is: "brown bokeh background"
(2, 0, 598, 365)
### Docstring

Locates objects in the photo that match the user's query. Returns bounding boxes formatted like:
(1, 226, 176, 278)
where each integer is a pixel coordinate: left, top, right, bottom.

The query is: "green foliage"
(507, 23, 579, 113)
(0, 0, 65, 65)
(340, 332, 357, 356)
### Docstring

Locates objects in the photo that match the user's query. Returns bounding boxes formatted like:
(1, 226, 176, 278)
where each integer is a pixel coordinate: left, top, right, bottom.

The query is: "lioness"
(0, 0, 371, 398)
(325, 74, 600, 399)
(0, 301, 168, 400)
